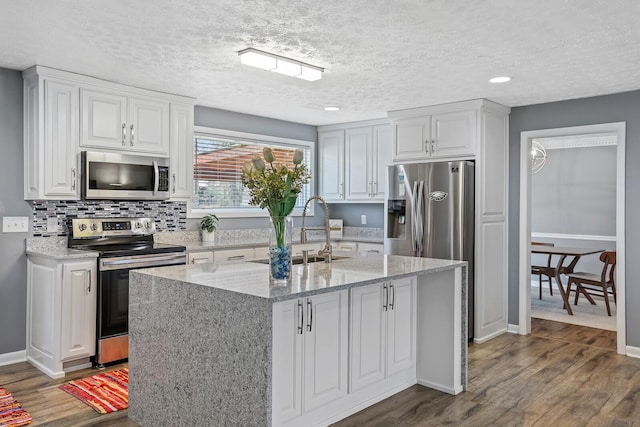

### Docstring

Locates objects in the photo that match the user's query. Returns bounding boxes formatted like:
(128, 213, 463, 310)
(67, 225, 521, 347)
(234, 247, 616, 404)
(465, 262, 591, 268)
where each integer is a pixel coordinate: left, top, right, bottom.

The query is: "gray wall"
(328, 203, 384, 228)
(509, 90, 640, 346)
(0, 68, 31, 355)
(193, 106, 322, 230)
(531, 145, 616, 274)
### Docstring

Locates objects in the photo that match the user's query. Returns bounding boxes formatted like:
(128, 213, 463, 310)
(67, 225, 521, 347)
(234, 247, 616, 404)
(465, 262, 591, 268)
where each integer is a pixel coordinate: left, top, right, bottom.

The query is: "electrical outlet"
(3, 216, 29, 233)
(361, 214, 367, 225)
(47, 217, 59, 233)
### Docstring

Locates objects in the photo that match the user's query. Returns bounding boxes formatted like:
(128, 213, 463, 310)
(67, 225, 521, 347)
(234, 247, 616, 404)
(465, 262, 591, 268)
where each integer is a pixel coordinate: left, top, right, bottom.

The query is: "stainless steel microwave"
(81, 151, 171, 200)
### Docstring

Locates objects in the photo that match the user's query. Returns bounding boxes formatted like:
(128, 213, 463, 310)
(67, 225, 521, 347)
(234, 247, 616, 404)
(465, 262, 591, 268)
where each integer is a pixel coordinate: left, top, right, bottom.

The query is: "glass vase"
(269, 216, 293, 286)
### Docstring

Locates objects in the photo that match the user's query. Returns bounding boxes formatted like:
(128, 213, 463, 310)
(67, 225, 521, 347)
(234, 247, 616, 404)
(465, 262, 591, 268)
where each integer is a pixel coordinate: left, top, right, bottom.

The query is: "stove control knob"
(78, 224, 87, 231)
(90, 223, 98, 231)
(135, 222, 142, 229)
(144, 221, 152, 229)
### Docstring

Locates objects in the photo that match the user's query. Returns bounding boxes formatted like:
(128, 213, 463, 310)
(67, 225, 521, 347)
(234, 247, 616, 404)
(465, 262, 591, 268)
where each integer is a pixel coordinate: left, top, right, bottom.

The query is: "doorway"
(518, 122, 626, 354)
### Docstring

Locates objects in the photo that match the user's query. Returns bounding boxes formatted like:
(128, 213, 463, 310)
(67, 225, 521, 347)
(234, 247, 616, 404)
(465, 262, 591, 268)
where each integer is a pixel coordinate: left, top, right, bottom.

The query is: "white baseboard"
(473, 328, 507, 344)
(507, 324, 519, 334)
(625, 346, 640, 359)
(416, 379, 463, 395)
(0, 350, 26, 367)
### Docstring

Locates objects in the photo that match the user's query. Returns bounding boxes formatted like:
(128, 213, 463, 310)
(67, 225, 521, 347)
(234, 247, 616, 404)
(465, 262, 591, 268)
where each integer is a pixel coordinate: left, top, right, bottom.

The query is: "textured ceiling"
(1, 0, 639, 125)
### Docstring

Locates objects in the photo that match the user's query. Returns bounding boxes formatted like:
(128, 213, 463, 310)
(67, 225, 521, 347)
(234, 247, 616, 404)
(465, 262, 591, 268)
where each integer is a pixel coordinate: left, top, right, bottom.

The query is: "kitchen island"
(128, 255, 466, 427)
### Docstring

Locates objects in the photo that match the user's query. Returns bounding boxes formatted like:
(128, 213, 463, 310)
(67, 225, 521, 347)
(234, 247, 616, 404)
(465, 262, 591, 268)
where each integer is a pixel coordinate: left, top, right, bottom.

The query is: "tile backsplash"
(32, 200, 187, 237)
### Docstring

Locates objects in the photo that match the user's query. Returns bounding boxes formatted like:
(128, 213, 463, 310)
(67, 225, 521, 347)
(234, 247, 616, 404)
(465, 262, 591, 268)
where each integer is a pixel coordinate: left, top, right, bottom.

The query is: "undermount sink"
(253, 255, 350, 265)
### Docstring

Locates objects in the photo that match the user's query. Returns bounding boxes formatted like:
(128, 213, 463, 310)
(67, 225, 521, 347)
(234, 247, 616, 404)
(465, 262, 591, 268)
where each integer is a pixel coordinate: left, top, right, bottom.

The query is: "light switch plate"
(361, 214, 367, 225)
(3, 216, 29, 233)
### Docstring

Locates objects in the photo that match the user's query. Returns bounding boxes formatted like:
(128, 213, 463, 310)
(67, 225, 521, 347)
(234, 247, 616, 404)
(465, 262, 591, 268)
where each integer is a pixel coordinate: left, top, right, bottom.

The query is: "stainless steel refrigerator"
(384, 160, 475, 339)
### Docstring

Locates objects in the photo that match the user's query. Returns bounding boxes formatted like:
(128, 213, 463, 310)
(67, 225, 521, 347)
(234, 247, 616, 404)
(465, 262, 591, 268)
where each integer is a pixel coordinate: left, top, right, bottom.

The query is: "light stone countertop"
(25, 236, 99, 260)
(133, 254, 466, 301)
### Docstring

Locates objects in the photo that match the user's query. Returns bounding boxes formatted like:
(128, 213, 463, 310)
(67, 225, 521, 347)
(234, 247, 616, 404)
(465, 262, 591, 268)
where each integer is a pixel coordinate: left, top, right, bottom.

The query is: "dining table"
(530, 245, 604, 315)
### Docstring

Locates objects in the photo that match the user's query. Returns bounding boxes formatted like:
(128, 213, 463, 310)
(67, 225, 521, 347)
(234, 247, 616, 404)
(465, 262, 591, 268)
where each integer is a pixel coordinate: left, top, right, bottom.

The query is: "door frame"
(518, 122, 626, 354)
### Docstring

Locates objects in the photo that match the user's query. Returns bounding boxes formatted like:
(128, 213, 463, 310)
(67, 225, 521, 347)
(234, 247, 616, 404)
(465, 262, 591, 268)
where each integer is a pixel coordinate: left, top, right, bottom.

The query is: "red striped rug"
(0, 386, 32, 426)
(58, 368, 128, 414)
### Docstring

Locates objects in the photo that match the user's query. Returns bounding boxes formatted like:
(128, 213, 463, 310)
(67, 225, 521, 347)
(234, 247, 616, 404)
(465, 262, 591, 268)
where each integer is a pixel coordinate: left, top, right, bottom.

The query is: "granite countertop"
(183, 235, 383, 251)
(132, 254, 466, 301)
(25, 237, 99, 260)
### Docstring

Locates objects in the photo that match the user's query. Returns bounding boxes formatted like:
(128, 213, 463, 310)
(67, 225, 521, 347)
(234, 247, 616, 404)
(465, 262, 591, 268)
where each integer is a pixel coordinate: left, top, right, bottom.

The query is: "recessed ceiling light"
(324, 106, 340, 111)
(489, 76, 511, 83)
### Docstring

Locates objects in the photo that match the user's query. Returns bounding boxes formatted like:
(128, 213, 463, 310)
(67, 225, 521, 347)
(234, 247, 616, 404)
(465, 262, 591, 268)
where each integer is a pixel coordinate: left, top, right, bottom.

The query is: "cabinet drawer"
(214, 248, 255, 264)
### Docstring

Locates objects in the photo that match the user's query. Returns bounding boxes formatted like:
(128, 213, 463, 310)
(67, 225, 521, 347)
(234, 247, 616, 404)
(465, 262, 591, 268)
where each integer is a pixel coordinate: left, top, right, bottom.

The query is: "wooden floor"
(0, 319, 633, 427)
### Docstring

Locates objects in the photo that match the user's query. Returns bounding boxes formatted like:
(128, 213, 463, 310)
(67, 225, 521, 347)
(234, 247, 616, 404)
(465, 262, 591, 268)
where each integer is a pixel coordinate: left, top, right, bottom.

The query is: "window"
(191, 127, 314, 217)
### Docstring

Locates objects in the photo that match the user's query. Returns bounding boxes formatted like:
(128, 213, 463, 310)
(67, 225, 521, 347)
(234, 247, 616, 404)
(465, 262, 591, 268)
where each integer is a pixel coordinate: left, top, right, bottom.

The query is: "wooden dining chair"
(531, 242, 555, 299)
(567, 251, 616, 316)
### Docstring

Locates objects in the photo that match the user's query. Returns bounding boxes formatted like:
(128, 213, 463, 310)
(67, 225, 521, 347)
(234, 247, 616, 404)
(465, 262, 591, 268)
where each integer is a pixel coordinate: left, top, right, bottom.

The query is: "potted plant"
(200, 213, 219, 243)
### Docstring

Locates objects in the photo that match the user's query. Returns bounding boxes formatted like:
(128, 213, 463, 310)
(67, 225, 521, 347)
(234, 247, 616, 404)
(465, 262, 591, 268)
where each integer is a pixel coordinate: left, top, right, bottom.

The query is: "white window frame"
(188, 126, 316, 219)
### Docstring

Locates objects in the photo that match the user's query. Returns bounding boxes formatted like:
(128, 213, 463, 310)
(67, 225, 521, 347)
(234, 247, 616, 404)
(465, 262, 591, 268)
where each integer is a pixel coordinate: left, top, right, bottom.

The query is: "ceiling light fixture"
(489, 76, 511, 83)
(324, 106, 340, 111)
(238, 48, 323, 81)
(531, 140, 547, 174)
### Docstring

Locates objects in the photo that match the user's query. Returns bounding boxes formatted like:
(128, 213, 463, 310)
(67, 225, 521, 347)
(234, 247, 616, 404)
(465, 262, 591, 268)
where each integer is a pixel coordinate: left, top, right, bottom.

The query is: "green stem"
(272, 216, 286, 247)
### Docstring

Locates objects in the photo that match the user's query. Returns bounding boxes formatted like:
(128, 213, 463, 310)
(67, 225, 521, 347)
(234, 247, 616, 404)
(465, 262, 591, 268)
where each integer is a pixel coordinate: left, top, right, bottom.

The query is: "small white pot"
(202, 230, 215, 243)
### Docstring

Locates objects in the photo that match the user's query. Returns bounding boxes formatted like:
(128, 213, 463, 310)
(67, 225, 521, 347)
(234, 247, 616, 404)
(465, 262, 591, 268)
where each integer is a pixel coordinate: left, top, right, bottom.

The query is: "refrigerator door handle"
(415, 180, 425, 256)
(410, 180, 425, 256)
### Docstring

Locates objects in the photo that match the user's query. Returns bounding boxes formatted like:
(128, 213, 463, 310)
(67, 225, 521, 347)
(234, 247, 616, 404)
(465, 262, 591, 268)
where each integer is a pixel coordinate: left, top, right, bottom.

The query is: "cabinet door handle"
(374, 181, 378, 197)
(424, 138, 429, 155)
(368, 182, 373, 198)
(227, 255, 245, 261)
(307, 299, 313, 332)
(86, 270, 91, 294)
(389, 283, 395, 310)
(297, 300, 304, 335)
(130, 124, 135, 146)
(122, 123, 126, 146)
(172, 173, 176, 193)
(431, 140, 436, 154)
(71, 168, 76, 191)
(382, 283, 388, 311)
(339, 183, 344, 198)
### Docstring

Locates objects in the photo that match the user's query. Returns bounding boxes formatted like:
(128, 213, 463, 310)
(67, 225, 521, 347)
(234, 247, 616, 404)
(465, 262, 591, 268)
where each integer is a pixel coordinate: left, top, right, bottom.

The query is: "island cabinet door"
(303, 290, 349, 413)
(272, 299, 304, 425)
(350, 283, 386, 392)
(386, 276, 417, 376)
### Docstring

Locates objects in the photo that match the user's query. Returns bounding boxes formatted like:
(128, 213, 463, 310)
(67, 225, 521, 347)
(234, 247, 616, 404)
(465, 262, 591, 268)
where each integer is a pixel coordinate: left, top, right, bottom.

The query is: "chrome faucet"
(301, 195, 332, 264)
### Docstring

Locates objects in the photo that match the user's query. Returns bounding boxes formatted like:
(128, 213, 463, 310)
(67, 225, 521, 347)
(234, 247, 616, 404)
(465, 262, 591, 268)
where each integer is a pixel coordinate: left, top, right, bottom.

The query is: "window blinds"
(193, 135, 311, 210)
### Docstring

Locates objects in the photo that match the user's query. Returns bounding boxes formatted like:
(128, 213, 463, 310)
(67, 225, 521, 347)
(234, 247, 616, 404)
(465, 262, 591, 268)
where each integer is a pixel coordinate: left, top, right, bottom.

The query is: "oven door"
(96, 252, 186, 365)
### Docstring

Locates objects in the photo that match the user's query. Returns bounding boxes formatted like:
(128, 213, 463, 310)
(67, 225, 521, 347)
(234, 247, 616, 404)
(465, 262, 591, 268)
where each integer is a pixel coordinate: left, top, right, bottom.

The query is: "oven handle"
(100, 253, 186, 271)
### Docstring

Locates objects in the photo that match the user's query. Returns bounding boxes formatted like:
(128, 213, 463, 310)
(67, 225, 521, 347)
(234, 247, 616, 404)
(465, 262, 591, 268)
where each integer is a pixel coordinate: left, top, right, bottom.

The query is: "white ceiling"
(2, 0, 639, 126)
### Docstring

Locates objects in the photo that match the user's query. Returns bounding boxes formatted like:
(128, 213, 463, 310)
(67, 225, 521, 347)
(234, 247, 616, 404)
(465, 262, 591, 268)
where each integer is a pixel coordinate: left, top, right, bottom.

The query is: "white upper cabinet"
(318, 130, 345, 202)
(81, 88, 170, 156)
(169, 102, 194, 199)
(23, 71, 80, 200)
(22, 66, 195, 201)
(391, 107, 477, 162)
(318, 120, 391, 203)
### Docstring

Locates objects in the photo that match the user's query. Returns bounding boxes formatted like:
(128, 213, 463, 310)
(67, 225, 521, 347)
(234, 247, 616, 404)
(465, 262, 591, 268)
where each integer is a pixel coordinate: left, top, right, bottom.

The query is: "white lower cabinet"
(27, 256, 97, 378)
(272, 290, 349, 426)
(213, 248, 256, 263)
(187, 251, 214, 264)
(350, 276, 416, 392)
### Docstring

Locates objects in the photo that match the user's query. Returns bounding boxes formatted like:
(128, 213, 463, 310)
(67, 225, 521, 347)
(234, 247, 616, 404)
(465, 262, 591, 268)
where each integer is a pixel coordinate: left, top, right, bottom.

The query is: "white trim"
(0, 350, 27, 366)
(416, 379, 463, 395)
(531, 232, 616, 242)
(625, 346, 640, 359)
(317, 117, 390, 132)
(473, 328, 507, 344)
(533, 133, 617, 150)
(519, 122, 626, 354)
(507, 324, 520, 334)
(190, 126, 317, 219)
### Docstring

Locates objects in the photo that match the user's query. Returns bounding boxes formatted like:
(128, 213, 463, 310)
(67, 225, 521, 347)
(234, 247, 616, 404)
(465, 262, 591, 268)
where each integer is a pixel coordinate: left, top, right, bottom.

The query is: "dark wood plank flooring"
(0, 319, 632, 426)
